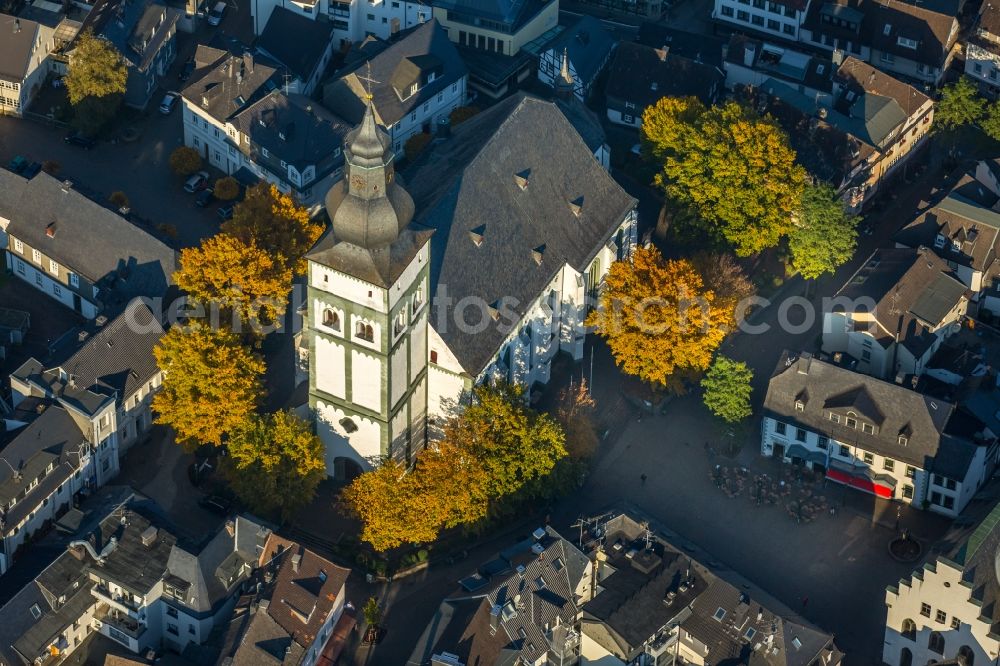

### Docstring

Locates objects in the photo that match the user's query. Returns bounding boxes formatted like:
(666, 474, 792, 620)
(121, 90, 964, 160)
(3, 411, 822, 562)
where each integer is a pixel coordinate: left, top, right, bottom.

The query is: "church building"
(306, 84, 637, 479)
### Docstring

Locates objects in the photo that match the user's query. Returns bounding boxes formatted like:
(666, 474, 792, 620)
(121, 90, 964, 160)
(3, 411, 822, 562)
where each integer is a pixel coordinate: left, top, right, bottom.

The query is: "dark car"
(195, 188, 214, 207)
(217, 202, 235, 220)
(21, 162, 42, 178)
(198, 495, 232, 515)
(178, 58, 195, 81)
(7, 155, 29, 173)
(64, 132, 96, 149)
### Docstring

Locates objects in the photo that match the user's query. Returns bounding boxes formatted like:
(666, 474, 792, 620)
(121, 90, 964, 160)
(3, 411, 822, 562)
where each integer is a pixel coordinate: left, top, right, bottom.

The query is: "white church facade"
(305, 85, 637, 478)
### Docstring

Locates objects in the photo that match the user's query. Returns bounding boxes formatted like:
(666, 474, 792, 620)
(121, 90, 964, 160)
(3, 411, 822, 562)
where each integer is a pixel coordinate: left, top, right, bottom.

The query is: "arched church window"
(323, 309, 340, 330)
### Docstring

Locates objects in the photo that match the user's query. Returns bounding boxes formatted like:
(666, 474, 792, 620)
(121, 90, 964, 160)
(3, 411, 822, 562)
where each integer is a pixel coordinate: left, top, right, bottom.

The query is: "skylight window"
(714, 607, 727, 621)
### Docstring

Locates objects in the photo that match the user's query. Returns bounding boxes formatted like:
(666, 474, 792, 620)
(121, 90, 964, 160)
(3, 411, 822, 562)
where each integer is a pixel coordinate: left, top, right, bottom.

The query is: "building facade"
(712, 0, 812, 42)
(0, 15, 56, 116)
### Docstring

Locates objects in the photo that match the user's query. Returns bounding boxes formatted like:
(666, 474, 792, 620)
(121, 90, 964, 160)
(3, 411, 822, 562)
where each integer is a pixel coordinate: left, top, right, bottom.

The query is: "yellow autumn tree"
(416, 438, 490, 529)
(226, 410, 326, 521)
(642, 97, 806, 256)
(222, 183, 321, 275)
(175, 234, 292, 328)
(340, 459, 443, 552)
(587, 246, 731, 387)
(152, 323, 265, 449)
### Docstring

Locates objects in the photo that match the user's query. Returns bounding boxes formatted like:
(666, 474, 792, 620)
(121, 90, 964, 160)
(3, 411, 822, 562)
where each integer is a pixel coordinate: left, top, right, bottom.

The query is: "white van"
(207, 1, 225, 25)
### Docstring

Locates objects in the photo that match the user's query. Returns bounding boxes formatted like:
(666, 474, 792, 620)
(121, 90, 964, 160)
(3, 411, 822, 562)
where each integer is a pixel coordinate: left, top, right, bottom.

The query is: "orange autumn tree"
(222, 183, 322, 275)
(174, 233, 292, 327)
(587, 245, 731, 387)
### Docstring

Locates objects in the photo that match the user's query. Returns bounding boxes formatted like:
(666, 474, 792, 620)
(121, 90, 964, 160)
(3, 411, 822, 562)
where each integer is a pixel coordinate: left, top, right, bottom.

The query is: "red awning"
(316, 609, 357, 666)
(826, 467, 893, 498)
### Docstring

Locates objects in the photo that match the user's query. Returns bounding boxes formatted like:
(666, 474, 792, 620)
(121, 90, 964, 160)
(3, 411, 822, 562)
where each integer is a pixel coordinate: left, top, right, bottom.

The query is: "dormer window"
(409, 82, 418, 97)
(934, 233, 946, 249)
(846, 417, 857, 429)
(829, 413, 841, 423)
(898, 435, 908, 445)
(861, 423, 874, 434)
(795, 401, 804, 411)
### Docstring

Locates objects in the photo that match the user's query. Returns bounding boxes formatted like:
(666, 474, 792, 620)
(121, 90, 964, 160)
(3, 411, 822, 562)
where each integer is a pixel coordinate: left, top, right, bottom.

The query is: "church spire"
(555, 49, 575, 100)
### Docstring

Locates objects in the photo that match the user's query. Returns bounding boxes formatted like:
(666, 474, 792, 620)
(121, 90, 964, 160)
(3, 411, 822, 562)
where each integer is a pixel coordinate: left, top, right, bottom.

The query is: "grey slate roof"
(94, 0, 180, 73)
(182, 46, 282, 123)
(322, 19, 466, 129)
(0, 14, 45, 81)
(405, 94, 636, 375)
(726, 35, 834, 94)
(835, 247, 968, 357)
(232, 92, 349, 172)
(896, 190, 1000, 273)
(636, 24, 726, 68)
(541, 15, 615, 85)
(764, 351, 974, 474)
(605, 41, 722, 109)
(256, 7, 333, 82)
(3, 173, 176, 298)
(554, 97, 605, 153)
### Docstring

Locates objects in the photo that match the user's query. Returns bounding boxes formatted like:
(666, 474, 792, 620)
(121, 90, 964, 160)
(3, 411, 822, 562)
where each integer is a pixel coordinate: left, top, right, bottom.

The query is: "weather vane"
(358, 61, 380, 101)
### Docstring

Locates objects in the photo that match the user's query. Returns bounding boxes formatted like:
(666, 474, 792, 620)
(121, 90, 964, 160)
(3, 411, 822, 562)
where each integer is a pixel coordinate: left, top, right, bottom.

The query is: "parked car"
(217, 202, 235, 221)
(195, 188, 214, 207)
(178, 58, 195, 81)
(22, 162, 42, 178)
(64, 132, 96, 149)
(159, 91, 179, 114)
(183, 170, 210, 193)
(207, 0, 225, 25)
(7, 155, 27, 173)
(198, 495, 232, 515)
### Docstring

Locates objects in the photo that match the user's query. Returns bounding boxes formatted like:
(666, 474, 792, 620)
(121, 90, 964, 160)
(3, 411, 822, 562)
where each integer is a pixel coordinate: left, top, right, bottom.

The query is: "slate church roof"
(404, 93, 636, 375)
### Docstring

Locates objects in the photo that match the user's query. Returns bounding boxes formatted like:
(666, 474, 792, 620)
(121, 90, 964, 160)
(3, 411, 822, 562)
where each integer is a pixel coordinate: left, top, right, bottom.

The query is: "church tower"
(305, 97, 433, 479)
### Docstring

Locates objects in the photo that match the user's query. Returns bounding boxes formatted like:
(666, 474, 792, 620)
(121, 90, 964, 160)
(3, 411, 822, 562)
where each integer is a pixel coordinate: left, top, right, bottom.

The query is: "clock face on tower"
(351, 175, 364, 190)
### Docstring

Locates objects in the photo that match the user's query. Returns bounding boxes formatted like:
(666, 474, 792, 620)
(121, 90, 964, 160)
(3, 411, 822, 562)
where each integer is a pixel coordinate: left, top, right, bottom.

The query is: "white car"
(159, 91, 179, 115)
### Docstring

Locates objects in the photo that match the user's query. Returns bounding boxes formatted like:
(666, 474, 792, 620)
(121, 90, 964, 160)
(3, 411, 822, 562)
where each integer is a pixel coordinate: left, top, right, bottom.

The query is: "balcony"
(92, 584, 141, 618)
(96, 605, 147, 641)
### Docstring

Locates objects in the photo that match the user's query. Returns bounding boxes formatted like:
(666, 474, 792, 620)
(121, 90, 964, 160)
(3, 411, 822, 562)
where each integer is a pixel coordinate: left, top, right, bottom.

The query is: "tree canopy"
(642, 97, 806, 256)
(788, 183, 859, 280)
(222, 183, 321, 275)
(152, 324, 265, 448)
(225, 411, 326, 521)
(175, 234, 292, 329)
(690, 251, 755, 325)
(169, 147, 203, 176)
(555, 379, 599, 460)
(936, 77, 986, 129)
(586, 246, 731, 387)
(64, 32, 127, 134)
(341, 382, 567, 551)
(701, 355, 754, 423)
(214, 176, 241, 201)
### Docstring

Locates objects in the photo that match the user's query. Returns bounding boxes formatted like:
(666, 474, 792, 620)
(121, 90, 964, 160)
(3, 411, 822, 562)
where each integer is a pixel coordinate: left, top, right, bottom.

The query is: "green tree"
(226, 411, 325, 521)
(936, 77, 986, 129)
(108, 191, 129, 210)
(152, 323, 265, 448)
(222, 183, 321, 275)
(169, 146, 203, 176)
(404, 133, 433, 162)
(363, 597, 382, 628)
(642, 97, 806, 256)
(213, 176, 240, 201)
(982, 102, 1000, 141)
(788, 183, 859, 280)
(701, 355, 754, 423)
(64, 32, 127, 134)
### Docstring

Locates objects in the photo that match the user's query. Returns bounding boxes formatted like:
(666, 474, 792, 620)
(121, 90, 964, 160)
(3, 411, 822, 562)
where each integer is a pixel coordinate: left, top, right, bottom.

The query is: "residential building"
(0, 300, 164, 575)
(305, 93, 637, 477)
(536, 16, 615, 103)
(434, 0, 559, 98)
(0, 14, 56, 116)
(799, 0, 959, 85)
(565, 0, 664, 19)
(822, 248, 969, 380)
(712, 0, 812, 43)
(10, 298, 165, 455)
(407, 525, 594, 666)
(605, 41, 724, 128)
(748, 56, 932, 211)
(255, 7, 337, 97)
(217, 532, 354, 666)
(87, 0, 181, 110)
(0, 500, 270, 661)
(636, 23, 727, 67)
(896, 162, 1000, 311)
(723, 36, 835, 105)
(181, 46, 348, 209)
(578, 512, 844, 665)
(0, 171, 176, 320)
(884, 500, 1000, 666)
(762, 350, 999, 517)
(967, 2, 1000, 97)
(249, 0, 430, 45)
(323, 19, 467, 156)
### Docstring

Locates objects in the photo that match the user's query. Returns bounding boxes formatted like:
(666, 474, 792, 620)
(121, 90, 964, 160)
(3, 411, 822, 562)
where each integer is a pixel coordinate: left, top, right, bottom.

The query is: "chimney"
(291, 552, 301, 573)
(13, 17, 20, 32)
